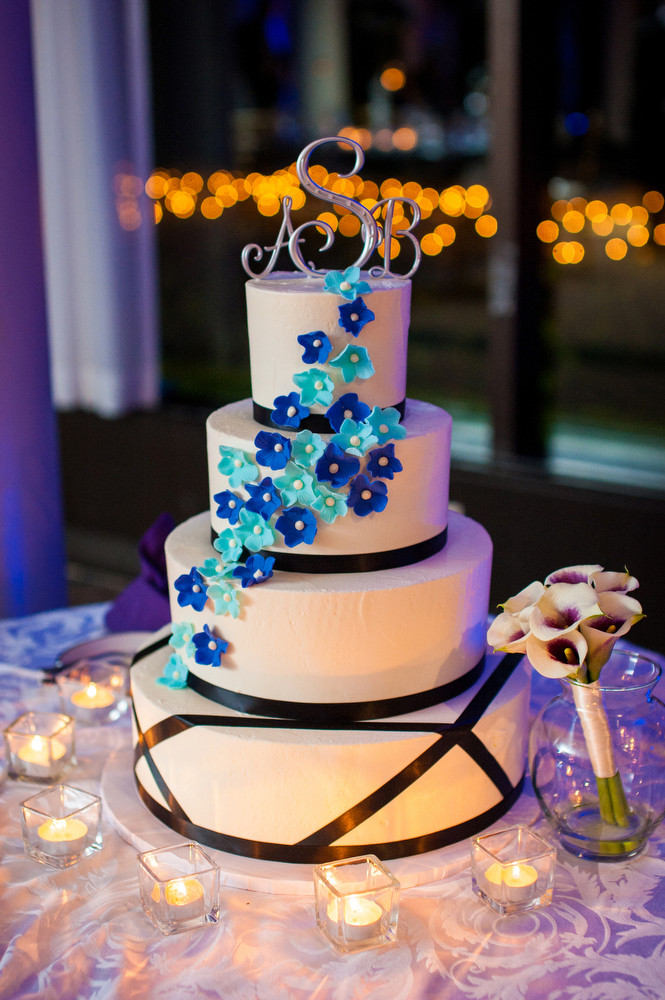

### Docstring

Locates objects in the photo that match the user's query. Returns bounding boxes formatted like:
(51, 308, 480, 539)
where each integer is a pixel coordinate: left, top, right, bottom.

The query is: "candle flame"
(511, 864, 521, 880)
(31, 735, 45, 752)
(86, 683, 98, 698)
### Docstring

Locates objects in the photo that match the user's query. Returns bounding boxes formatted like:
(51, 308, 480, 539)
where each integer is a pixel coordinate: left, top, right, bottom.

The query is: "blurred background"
(3, 0, 664, 649)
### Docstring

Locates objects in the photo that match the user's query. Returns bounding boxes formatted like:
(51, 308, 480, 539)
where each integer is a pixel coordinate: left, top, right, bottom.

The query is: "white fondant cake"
(131, 138, 530, 863)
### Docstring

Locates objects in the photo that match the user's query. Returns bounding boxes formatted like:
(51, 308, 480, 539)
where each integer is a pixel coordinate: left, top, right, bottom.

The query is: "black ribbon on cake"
(253, 399, 406, 434)
(131, 640, 526, 863)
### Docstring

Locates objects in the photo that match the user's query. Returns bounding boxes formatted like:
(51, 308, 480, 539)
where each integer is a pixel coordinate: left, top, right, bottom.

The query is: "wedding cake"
(131, 138, 530, 863)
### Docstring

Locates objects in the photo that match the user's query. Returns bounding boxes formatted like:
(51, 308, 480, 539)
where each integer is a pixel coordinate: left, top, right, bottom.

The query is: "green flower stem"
(607, 770, 631, 827)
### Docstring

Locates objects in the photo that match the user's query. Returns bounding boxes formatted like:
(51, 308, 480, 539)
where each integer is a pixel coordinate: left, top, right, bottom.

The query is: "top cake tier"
(246, 271, 411, 420)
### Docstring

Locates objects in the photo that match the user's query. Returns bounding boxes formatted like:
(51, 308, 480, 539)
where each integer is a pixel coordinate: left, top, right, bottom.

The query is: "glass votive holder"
(56, 661, 128, 725)
(471, 825, 556, 915)
(137, 843, 220, 935)
(20, 784, 102, 868)
(314, 854, 400, 953)
(4, 711, 76, 783)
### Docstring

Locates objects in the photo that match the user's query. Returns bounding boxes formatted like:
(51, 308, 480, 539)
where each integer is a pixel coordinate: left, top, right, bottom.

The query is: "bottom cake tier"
(131, 638, 530, 863)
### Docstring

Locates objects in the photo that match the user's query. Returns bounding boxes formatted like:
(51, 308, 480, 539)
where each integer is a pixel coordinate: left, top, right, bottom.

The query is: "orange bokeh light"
(537, 220, 559, 243)
(605, 237, 627, 260)
(380, 65, 406, 92)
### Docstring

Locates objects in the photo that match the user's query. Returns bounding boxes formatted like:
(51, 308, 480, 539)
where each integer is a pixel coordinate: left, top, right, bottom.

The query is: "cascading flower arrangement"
(487, 565, 644, 828)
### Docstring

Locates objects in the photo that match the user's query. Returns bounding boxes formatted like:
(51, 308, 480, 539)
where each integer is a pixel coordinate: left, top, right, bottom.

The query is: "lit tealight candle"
(152, 877, 206, 922)
(17, 735, 67, 780)
(37, 816, 89, 858)
(71, 682, 115, 710)
(327, 896, 384, 942)
(485, 861, 538, 903)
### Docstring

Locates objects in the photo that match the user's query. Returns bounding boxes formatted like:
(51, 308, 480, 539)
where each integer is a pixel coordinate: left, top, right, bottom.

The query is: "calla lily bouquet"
(488, 565, 644, 829)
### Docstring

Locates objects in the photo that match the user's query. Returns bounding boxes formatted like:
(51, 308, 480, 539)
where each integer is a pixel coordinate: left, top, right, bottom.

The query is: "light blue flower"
(274, 462, 317, 507)
(235, 507, 275, 553)
(338, 297, 375, 336)
(323, 266, 372, 300)
(197, 557, 227, 581)
(292, 429, 326, 468)
(366, 405, 406, 445)
(217, 446, 259, 488)
(331, 417, 378, 457)
(366, 443, 403, 480)
(311, 485, 348, 524)
(213, 527, 244, 562)
(207, 581, 241, 619)
(297, 331, 332, 364)
(292, 369, 334, 408)
(329, 344, 375, 383)
(157, 653, 188, 689)
(169, 622, 195, 656)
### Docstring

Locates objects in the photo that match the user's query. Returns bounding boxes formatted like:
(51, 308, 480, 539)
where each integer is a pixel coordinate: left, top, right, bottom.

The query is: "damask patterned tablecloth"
(1, 604, 665, 1000)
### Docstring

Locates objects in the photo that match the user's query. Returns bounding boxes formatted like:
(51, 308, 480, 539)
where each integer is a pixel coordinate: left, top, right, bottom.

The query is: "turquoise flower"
(213, 527, 244, 562)
(329, 344, 375, 383)
(311, 485, 348, 524)
(235, 507, 275, 553)
(274, 462, 317, 507)
(323, 266, 372, 301)
(157, 653, 188, 689)
(207, 581, 241, 619)
(292, 369, 334, 408)
(366, 405, 406, 445)
(338, 297, 375, 336)
(292, 429, 325, 468)
(331, 417, 378, 457)
(218, 446, 258, 488)
(169, 622, 195, 656)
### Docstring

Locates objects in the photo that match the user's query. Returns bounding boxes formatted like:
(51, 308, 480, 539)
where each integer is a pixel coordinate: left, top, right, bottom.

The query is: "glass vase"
(529, 649, 665, 861)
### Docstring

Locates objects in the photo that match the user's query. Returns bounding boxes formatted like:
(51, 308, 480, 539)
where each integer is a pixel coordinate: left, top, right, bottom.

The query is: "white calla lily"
(500, 581, 546, 615)
(526, 629, 588, 678)
(545, 564, 603, 586)
(529, 582, 602, 641)
(487, 611, 530, 653)
(580, 591, 645, 679)
(590, 569, 639, 595)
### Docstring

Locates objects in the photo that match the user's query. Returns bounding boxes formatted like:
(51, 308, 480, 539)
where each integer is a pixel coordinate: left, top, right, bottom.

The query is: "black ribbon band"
(132, 651, 526, 863)
(253, 399, 406, 433)
(185, 654, 484, 721)
(209, 525, 448, 573)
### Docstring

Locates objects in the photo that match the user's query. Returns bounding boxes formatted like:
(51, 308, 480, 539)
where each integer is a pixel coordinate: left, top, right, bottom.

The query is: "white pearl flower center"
(329, 463, 339, 474)
(253, 525, 262, 534)
(350, 435, 361, 446)
(192, 584, 201, 593)
(325, 497, 335, 507)
(315, 381, 324, 390)
(361, 490, 372, 500)
(340, 281, 352, 290)
(350, 353, 359, 363)
(343, 409, 353, 419)
(293, 479, 303, 490)
(233, 459, 242, 468)
(228, 500, 236, 509)
(305, 444, 313, 453)
(313, 338, 321, 347)
(274, 443, 283, 452)
(287, 406, 297, 417)
(295, 520, 305, 531)
(223, 593, 232, 602)
(379, 424, 389, 434)
(208, 640, 217, 650)
(350, 313, 359, 322)
(379, 456, 389, 466)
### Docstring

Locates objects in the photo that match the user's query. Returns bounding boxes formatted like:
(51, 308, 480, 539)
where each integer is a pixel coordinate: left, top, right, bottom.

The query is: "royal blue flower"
(331, 417, 378, 457)
(174, 567, 208, 611)
(323, 266, 372, 301)
(245, 477, 281, 519)
(338, 297, 375, 337)
(311, 485, 348, 524)
(207, 581, 241, 619)
(325, 392, 371, 432)
(233, 553, 275, 588)
(275, 507, 318, 547)
(292, 429, 325, 468)
(192, 624, 228, 667)
(329, 344, 375, 383)
(347, 474, 388, 517)
(213, 489, 244, 525)
(156, 654, 188, 689)
(271, 391, 309, 429)
(297, 331, 332, 364)
(366, 405, 407, 445)
(234, 508, 276, 552)
(274, 462, 317, 507)
(217, 446, 259, 488)
(366, 443, 403, 480)
(315, 442, 360, 487)
(254, 430, 292, 470)
(292, 369, 334, 408)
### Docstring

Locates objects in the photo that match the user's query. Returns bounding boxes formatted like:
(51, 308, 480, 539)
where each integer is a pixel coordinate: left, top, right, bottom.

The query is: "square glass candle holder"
(471, 825, 556, 915)
(4, 712, 76, 783)
(314, 854, 400, 953)
(137, 843, 221, 935)
(56, 661, 128, 725)
(20, 784, 102, 868)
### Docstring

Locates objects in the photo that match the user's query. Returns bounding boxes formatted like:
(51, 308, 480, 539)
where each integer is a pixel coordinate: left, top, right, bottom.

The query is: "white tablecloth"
(1, 605, 665, 1000)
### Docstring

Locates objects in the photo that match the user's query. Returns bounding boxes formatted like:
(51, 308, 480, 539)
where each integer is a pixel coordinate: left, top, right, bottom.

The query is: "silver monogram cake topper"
(241, 137, 422, 279)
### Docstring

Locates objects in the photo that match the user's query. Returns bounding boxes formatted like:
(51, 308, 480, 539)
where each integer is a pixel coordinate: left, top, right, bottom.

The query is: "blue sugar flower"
(275, 507, 318, 547)
(271, 391, 309, 429)
(207, 581, 241, 619)
(213, 489, 244, 525)
(217, 446, 258, 488)
(347, 474, 388, 517)
(311, 485, 348, 524)
(169, 622, 195, 655)
(331, 417, 378, 457)
(157, 654, 188, 689)
(213, 527, 244, 562)
(338, 296, 375, 337)
(292, 429, 325, 468)
(174, 568, 208, 612)
(297, 331, 332, 364)
(323, 266, 372, 301)
(233, 553, 275, 588)
(274, 462, 317, 507)
(254, 430, 292, 470)
(245, 477, 281, 520)
(325, 392, 371, 432)
(366, 405, 407, 445)
(235, 508, 275, 553)
(329, 344, 375, 383)
(192, 624, 228, 667)
(366, 443, 403, 480)
(292, 369, 334, 408)
(315, 442, 360, 488)
(197, 557, 226, 581)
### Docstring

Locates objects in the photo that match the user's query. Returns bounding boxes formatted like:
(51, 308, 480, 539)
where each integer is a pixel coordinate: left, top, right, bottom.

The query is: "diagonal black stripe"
(130, 631, 171, 666)
(132, 700, 192, 824)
